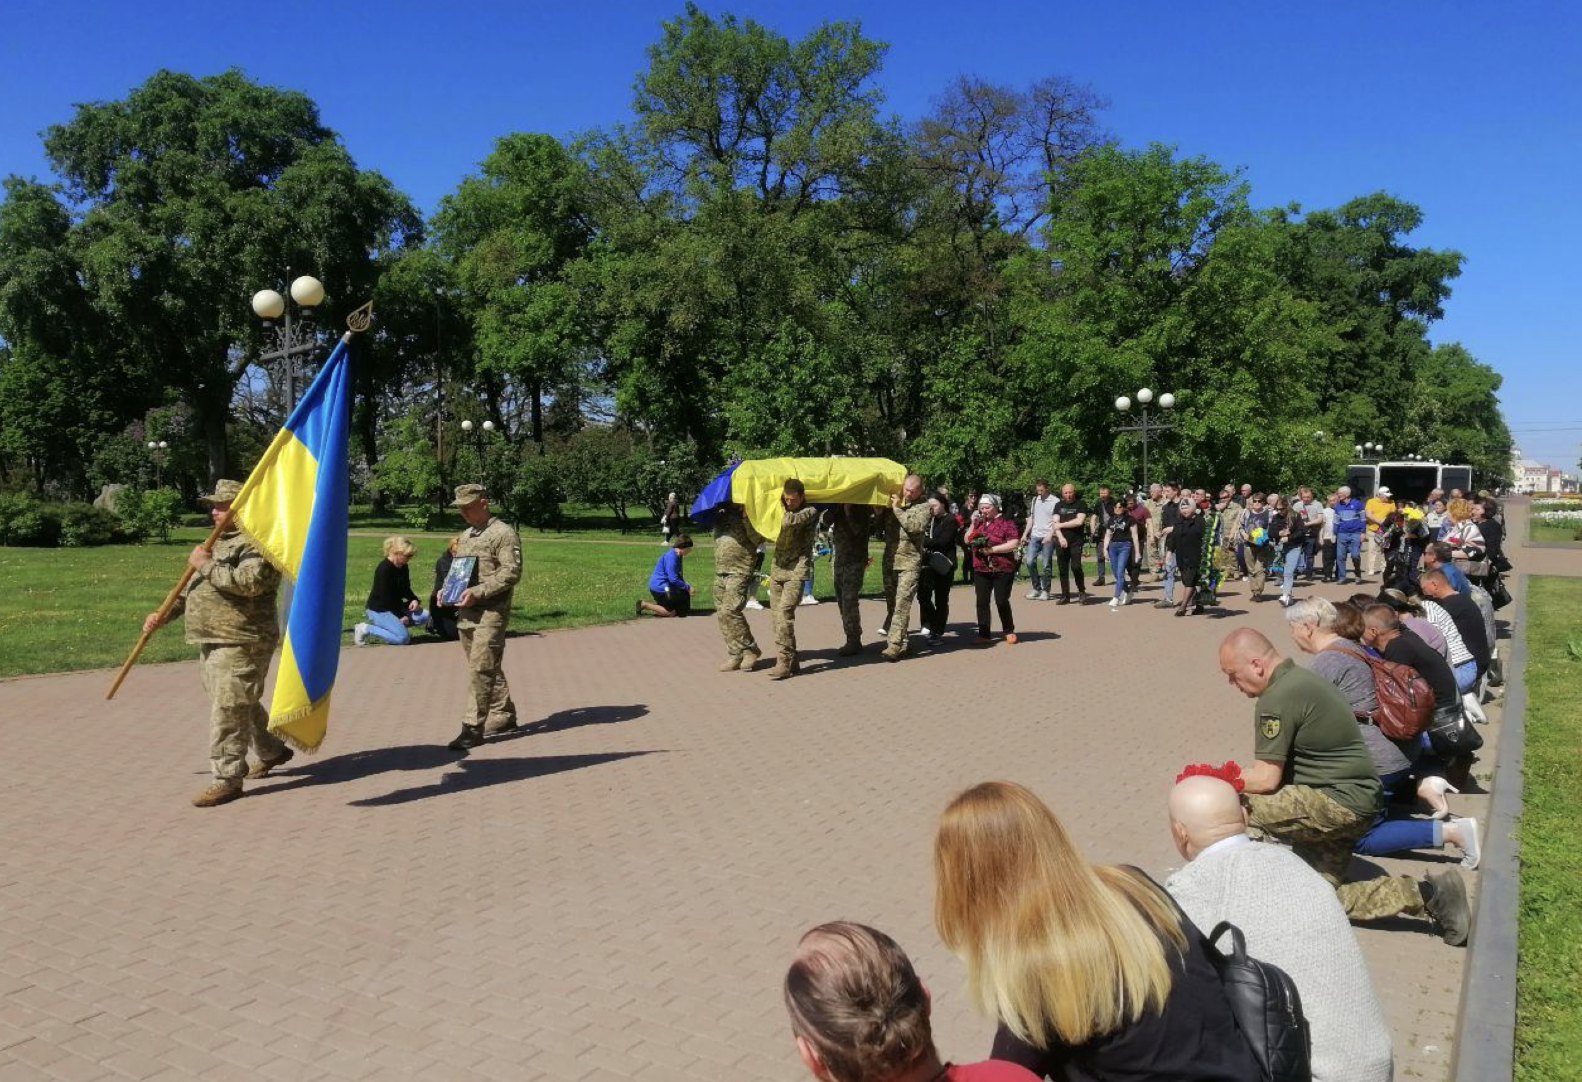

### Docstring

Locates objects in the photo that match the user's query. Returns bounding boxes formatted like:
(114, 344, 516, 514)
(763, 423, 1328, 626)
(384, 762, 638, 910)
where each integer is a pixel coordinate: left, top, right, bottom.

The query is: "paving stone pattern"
(3, 504, 1567, 1082)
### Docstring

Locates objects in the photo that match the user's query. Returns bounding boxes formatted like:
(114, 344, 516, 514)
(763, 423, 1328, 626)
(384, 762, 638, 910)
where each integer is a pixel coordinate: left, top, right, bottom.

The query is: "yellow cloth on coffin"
(730, 458, 907, 541)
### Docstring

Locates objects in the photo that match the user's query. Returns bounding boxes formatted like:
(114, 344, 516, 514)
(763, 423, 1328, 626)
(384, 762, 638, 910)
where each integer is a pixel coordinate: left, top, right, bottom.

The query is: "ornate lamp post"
(1355, 441, 1386, 463)
(1112, 387, 1178, 490)
(251, 273, 325, 416)
(145, 440, 169, 488)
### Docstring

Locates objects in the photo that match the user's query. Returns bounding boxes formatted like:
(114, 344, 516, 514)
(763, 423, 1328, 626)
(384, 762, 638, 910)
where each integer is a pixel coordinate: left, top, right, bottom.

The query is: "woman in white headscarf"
(963, 494, 1021, 644)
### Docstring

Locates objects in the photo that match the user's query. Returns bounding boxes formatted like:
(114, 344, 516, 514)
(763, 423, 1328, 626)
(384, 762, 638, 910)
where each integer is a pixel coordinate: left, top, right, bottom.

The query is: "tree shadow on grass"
(348, 750, 658, 806)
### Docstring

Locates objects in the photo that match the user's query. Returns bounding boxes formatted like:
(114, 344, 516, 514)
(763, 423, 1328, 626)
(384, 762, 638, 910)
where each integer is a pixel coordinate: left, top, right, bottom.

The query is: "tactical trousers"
(714, 571, 759, 659)
(200, 641, 285, 780)
(1245, 544, 1275, 597)
(832, 559, 865, 645)
(1247, 785, 1424, 921)
(881, 565, 898, 632)
(769, 568, 804, 655)
(458, 613, 517, 732)
(886, 565, 921, 652)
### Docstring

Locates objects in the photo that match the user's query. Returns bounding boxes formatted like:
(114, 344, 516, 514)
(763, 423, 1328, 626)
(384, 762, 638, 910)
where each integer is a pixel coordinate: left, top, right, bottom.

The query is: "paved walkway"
(1, 501, 1575, 1082)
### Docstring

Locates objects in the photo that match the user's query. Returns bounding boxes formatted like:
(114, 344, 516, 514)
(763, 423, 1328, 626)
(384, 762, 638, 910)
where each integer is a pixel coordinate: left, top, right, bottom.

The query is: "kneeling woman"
(356, 536, 430, 644)
(638, 535, 694, 618)
(934, 781, 1261, 1082)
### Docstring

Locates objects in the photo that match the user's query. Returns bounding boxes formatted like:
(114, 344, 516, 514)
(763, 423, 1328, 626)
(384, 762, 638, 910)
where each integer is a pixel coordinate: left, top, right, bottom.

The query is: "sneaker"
(799, 594, 820, 606)
(1056, 596, 1071, 606)
(873, 627, 888, 639)
(1422, 870, 1472, 946)
(353, 622, 368, 646)
(1279, 595, 1291, 608)
(1077, 591, 1090, 603)
(1108, 597, 1119, 610)
(191, 779, 243, 808)
(920, 628, 934, 640)
(1154, 601, 1174, 609)
(1456, 817, 1481, 870)
(1025, 589, 1042, 600)
(744, 597, 765, 610)
(1122, 592, 1132, 606)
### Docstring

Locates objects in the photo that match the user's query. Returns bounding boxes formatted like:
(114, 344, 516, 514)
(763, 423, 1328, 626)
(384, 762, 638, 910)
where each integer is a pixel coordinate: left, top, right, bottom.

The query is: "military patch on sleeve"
(1259, 714, 1282, 739)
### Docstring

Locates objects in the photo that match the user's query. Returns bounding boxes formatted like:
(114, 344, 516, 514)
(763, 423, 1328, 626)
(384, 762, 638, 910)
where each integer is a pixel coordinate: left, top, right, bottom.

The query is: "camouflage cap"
(199, 479, 244, 505)
(452, 483, 487, 508)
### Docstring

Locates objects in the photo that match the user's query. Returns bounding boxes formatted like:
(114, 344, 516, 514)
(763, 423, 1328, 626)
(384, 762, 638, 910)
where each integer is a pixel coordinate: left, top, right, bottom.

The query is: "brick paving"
(1, 501, 1572, 1082)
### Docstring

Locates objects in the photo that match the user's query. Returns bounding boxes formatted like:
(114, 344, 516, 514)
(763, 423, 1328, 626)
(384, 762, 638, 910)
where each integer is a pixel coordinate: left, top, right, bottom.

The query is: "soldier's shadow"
(487, 703, 649, 744)
(347, 750, 660, 807)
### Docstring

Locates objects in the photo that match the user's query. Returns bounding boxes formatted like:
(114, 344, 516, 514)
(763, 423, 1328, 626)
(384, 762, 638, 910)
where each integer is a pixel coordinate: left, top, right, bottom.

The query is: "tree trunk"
(198, 394, 229, 487)
(355, 399, 384, 511)
(530, 380, 544, 447)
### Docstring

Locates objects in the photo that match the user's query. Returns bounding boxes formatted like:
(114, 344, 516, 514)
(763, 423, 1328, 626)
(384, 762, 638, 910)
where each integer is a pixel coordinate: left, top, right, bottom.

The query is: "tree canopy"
(0, 11, 1513, 515)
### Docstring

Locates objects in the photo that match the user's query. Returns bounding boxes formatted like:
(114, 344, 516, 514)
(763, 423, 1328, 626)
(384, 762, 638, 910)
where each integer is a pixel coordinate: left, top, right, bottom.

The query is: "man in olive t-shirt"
(1218, 629, 1471, 942)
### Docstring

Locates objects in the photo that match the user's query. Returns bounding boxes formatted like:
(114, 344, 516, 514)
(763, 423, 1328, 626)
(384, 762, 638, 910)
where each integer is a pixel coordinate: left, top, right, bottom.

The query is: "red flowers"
(1176, 761, 1245, 792)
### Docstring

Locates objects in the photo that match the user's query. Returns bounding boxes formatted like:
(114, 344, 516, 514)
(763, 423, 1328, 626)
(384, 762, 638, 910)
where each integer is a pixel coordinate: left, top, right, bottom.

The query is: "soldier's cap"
(452, 483, 487, 508)
(199, 479, 244, 505)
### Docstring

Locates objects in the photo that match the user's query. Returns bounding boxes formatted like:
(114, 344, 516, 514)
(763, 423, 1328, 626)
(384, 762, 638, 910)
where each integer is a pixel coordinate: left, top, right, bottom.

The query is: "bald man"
(1165, 777, 1393, 1082)
(1218, 629, 1471, 944)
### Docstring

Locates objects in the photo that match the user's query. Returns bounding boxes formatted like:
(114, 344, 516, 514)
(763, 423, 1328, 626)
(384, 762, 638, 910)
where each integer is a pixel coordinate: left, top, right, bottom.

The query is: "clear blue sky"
(4, 0, 1578, 467)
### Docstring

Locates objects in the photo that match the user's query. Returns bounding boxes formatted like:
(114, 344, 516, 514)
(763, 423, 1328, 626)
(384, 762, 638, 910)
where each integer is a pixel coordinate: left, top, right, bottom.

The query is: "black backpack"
(1204, 921, 1312, 1082)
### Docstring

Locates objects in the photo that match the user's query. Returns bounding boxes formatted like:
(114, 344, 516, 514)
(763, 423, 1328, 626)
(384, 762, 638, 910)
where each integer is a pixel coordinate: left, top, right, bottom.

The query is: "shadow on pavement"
(261, 744, 469, 793)
(489, 703, 649, 743)
(348, 751, 657, 806)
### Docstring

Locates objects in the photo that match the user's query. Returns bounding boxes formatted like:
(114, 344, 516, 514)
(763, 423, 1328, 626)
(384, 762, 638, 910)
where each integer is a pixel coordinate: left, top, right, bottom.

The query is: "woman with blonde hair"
(934, 781, 1259, 1081)
(355, 535, 430, 645)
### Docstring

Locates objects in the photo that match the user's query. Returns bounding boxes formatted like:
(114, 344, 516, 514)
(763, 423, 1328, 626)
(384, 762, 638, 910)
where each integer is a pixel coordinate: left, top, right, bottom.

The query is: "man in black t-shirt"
(1362, 605, 1458, 713)
(1050, 483, 1088, 604)
(1421, 570, 1490, 676)
(1157, 483, 1183, 607)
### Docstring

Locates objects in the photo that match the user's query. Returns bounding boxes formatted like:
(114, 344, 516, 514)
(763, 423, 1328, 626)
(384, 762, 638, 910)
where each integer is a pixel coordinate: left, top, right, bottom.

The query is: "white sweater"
(1166, 838, 1394, 1082)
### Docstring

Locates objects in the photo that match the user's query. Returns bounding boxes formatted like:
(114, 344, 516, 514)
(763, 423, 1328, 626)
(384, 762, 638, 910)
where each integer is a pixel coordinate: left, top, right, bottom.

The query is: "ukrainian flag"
(229, 334, 352, 751)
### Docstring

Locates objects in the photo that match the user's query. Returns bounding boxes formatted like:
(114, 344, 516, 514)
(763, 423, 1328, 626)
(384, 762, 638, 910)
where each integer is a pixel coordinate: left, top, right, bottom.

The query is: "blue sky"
(4, 0, 1578, 467)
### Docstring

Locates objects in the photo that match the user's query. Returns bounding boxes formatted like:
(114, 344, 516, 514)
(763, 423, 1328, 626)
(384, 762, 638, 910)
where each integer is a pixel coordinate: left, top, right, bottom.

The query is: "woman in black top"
(935, 781, 1261, 1082)
(428, 536, 462, 641)
(1472, 499, 1506, 586)
(1100, 498, 1140, 607)
(1171, 501, 1208, 617)
(1269, 495, 1308, 607)
(355, 535, 430, 645)
(918, 495, 960, 638)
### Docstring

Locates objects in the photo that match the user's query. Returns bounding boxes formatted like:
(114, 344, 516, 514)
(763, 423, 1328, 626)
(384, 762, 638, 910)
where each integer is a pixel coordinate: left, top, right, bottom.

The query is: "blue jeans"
(1281, 545, 1304, 597)
(364, 607, 428, 645)
(1334, 532, 1363, 582)
(1355, 768, 1442, 855)
(1107, 542, 1132, 599)
(1161, 551, 1178, 604)
(1024, 536, 1054, 593)
(1454, 660, 1478, 693)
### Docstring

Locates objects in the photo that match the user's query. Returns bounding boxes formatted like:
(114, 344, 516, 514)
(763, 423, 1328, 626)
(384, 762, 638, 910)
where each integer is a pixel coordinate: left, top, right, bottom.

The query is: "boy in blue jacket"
(638, 535, 695, 617)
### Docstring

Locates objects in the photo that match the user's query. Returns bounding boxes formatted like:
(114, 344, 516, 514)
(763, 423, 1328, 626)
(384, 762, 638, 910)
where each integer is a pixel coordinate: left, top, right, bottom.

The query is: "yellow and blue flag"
(229, 334, 352, 751)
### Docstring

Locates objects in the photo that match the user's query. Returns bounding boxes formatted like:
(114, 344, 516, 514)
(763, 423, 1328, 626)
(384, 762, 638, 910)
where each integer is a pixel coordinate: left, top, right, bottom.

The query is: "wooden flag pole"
(104, 506, 237, 700)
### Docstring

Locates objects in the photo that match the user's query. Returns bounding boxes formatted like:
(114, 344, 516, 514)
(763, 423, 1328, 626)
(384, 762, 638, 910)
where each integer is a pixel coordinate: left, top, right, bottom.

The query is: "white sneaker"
(920, 628, 934, 640)
(745, 597, 764, 610)
(1122, 592, 1132, 606)
(874, 627, 888, 639)
(353, 622, 368, 646)
(1108, 597, 1119, 610)
(1456, 817, 1481, 870)
(1037, 590, 1050, 601)
(1025, 589, 1041, 600)
(799, 595, 819, 606)
(1279, 594, 1291, 608)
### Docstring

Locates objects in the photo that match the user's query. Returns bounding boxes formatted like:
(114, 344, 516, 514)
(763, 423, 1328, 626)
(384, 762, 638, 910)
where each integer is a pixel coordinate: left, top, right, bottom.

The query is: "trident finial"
(345, 301, 373, 334)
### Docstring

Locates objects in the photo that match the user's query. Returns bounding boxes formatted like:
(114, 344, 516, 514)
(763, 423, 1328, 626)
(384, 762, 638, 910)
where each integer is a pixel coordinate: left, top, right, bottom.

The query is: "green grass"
(1529, 520, 1582, 545)
(1515, 575, 1582, 1081)
(0, 529, 897, 679)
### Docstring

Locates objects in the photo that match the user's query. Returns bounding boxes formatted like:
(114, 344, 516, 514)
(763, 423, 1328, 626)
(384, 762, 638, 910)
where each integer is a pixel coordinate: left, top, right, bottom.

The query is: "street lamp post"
(252, 273, 326, 417)
(146, 440, 169, 488)
(1112, 387, 1178, 490)
(1354, 441, 1386, 463)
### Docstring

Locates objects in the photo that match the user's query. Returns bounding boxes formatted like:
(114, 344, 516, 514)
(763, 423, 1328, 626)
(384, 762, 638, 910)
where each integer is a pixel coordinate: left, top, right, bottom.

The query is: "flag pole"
(105, 506, 238, 700)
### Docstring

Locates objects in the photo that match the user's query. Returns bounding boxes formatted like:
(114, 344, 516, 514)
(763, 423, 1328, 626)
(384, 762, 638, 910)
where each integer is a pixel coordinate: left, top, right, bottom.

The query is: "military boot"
(247, 748, 294, 779)
(718, 654, 743, 672)
(767, 653, 795, 680)
(881, 645, 906, 662)
(738, 649, 762, 673)
(837, 639, 863, 657)
(191, 779, 243, 808)
(1422, 870, 1472, 946)
(447, 725, 484, 751)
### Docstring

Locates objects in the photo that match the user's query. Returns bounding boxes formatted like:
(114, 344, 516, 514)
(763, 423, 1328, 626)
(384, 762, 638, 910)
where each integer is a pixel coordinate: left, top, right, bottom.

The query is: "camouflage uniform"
(881, 499, 933, 657)
(713, 506, 762, 663)
(168, 528, 286, 781)
(456, 514, 523, 734)
(1142, 496, 1167, 573)
(1246, 786, 1424, 919)
(769, 505, 821, 658)
(829, 506, 872, 651)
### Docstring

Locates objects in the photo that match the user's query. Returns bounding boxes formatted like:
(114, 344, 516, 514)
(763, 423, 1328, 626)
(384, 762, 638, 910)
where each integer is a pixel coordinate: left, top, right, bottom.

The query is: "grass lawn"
(1515, 575, 1582, 1080)
(1528, 520, 1582, 545)
(0, 527, 903, 679)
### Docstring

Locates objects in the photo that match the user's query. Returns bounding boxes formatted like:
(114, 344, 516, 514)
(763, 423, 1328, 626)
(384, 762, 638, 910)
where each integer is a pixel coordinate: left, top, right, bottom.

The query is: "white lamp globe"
(251, 289, 286, 320)
(481, 420, 495, 432)
(1159, 392, 1176, 409)
(158, 441, 168, 450)
(1137, 387, 1154, 405)
(147, 441, 157, 449)
(461, 420, 474, 432)
(1115, 396, 1132, 412)
(1314, 429, 1325, 439)
(290, 276, 325, 307)
(1354, 445, 1364, 455)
